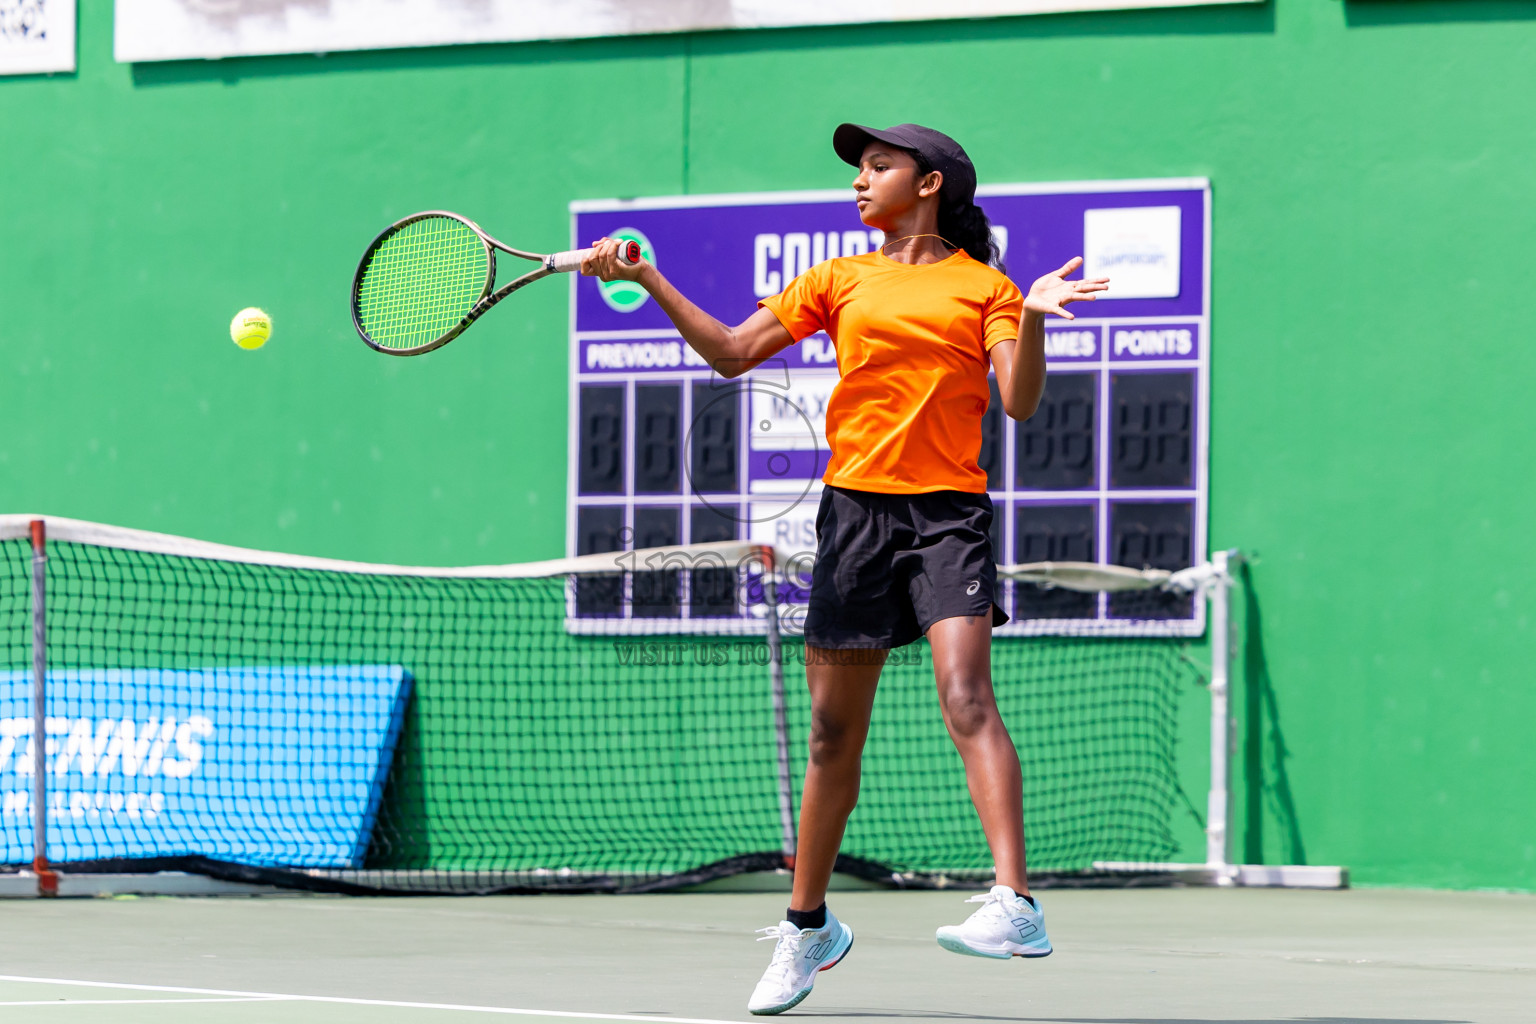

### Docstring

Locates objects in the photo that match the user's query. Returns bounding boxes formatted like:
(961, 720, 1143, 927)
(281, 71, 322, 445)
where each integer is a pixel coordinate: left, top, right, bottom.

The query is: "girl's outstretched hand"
(1025, 256, 1109, 320)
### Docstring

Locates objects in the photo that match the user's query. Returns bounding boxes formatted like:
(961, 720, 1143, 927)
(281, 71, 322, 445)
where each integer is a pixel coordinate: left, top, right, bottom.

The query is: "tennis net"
(1, 515, 1217, 894)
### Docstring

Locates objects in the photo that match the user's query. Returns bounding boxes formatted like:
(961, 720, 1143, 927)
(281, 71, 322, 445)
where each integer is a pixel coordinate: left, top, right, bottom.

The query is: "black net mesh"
(0, 534, 1205, 893)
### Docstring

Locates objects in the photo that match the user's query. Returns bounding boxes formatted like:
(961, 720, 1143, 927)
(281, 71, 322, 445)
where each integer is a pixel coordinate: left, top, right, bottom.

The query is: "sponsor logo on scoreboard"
(596, 227, 655, 313)
(1084, 206, 1182, 300)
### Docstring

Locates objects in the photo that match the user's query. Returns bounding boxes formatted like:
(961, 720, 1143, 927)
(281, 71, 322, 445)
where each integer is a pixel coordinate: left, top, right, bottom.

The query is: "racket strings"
(356, 217, 490, 350)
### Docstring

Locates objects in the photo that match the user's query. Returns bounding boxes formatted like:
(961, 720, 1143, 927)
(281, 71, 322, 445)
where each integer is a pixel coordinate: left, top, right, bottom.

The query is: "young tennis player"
(583, 123, 1107, 1015)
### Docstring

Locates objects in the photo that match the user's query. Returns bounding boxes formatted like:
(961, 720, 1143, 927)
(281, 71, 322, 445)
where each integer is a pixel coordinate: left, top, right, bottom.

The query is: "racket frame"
(351, 210, 632, 357)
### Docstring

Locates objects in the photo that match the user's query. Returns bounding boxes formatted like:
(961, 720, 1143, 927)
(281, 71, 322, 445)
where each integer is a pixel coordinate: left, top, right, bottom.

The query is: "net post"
(28, 520, 58, 897)
(757, 547, 797, 866)
(1205, 549, 1238, 885)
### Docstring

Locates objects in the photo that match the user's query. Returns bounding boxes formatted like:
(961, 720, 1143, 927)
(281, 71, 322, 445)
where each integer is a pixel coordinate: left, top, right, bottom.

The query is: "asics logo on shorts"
(966, 580, 980, 596)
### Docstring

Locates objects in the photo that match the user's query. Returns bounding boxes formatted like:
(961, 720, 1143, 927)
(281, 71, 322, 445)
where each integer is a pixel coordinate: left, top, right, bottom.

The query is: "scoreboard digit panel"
(1016, 371, 1098, 491)
(569, 180, 1210, 637)
(1110, 370, 1195, 490)
(576, 385, 625, 495)
(634, 384, 682, 495)
(688, 381, 741, 494)
(1013, 502, 1098, 621)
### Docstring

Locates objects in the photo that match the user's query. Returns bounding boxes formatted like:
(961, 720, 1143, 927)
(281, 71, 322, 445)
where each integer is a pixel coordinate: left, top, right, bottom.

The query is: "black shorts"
(802, 485, 1008, 650)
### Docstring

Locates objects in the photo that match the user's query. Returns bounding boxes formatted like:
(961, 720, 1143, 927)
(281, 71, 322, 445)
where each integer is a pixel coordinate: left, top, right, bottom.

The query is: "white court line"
(0, 976, 747, 1023)
(0, 997, 287, 1006)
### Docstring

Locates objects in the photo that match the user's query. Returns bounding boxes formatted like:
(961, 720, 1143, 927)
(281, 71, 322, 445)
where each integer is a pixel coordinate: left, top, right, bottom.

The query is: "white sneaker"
(747, 910, 854, 1015)
(935, 885, 1052, 959)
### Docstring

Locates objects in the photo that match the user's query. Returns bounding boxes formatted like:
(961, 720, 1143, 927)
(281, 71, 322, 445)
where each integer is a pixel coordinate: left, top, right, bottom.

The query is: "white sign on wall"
(115, 0, 1264, 63)
(0, 0, 74, 75)
(1084, 205, 1183, 300)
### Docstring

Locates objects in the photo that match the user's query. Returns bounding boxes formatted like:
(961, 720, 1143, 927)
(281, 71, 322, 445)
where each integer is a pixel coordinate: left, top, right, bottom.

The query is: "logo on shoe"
(804, 940, 834, 961)
(1010, 916, 1039, 941)
(966, 580, 980, 596)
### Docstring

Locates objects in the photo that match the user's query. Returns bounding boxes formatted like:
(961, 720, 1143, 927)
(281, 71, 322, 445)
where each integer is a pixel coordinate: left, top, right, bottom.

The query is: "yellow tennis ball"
(230, 307, 272, 350)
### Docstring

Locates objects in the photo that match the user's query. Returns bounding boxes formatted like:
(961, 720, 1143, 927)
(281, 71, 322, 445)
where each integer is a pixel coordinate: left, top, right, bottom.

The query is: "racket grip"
(547, 239, 643, 274)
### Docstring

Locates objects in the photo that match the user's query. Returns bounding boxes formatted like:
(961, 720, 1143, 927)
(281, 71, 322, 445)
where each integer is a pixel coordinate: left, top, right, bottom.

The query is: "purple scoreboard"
(568, 179, 1210, 637)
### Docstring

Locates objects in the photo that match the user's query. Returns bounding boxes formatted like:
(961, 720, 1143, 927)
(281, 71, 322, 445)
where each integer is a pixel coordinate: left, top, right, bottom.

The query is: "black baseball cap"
(833, 122, 977, 206)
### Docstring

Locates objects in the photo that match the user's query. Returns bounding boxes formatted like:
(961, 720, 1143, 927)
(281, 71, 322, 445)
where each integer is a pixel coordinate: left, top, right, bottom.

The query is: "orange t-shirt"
(760, 249, 1023, 494)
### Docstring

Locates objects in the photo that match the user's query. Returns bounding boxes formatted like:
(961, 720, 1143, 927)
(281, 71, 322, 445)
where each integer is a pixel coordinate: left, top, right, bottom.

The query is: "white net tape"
(2, 515, 1222, 594)
(1001, 560, 1224, 595)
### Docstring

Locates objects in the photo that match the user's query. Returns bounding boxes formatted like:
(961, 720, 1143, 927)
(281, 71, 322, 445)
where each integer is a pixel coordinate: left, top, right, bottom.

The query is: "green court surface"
(0, 888, 1530, 1023)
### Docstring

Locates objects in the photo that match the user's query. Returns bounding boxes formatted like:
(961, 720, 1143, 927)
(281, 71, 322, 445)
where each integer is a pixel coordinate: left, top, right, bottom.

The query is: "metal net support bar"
(1206, 549, 1236, 878)
(28, 520, 58, 896)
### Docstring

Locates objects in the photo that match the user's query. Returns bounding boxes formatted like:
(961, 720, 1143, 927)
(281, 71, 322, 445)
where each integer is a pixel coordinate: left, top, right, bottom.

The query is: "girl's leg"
(925, 614, 1029, 895)
(788, 646, 886, 912)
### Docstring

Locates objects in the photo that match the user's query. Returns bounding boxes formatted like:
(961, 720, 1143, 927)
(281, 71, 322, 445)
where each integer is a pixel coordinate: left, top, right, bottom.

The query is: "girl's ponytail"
(913, 151, 1005, 274)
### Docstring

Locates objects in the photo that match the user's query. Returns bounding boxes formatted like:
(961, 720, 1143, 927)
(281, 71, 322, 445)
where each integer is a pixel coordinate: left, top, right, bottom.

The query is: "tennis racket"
(351, 210, 642, 356)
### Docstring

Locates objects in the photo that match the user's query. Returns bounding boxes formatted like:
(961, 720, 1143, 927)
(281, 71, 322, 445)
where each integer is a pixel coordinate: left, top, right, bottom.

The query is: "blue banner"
(0, 665, 411, 867)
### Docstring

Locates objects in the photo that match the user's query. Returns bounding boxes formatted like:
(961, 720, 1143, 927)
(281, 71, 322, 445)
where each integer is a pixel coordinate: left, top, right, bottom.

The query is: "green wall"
(3, 1, 1533, 891)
